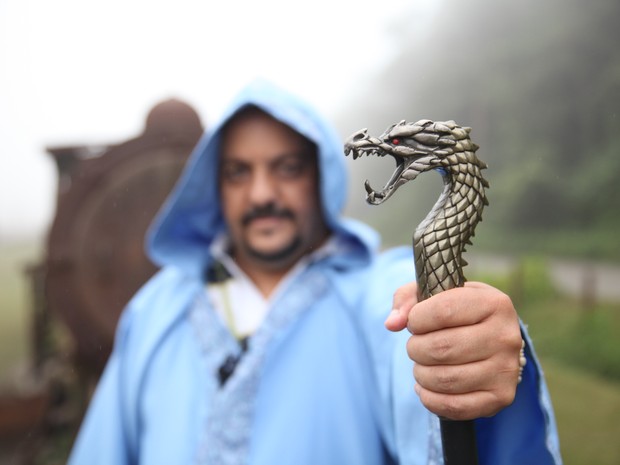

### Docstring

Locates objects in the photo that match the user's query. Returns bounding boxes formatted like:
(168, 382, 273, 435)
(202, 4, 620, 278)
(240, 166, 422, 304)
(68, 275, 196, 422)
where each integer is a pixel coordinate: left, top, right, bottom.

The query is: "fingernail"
(385, 309, 400, 324)
(414, 383, 421, 396)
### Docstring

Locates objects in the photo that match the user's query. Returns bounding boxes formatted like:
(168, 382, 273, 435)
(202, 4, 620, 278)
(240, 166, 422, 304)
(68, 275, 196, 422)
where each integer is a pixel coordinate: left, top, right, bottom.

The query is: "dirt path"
(547, 258, 620, 303)
(466, 254, 620, 303)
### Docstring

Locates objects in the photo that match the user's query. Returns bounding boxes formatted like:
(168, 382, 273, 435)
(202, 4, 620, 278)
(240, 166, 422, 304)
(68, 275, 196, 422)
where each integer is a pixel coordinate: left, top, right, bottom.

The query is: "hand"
(385, 281, 523, 420)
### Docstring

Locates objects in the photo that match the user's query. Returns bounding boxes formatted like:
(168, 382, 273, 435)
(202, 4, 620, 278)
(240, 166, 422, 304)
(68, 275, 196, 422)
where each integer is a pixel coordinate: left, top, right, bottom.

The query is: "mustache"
(241, 204, 295, 226)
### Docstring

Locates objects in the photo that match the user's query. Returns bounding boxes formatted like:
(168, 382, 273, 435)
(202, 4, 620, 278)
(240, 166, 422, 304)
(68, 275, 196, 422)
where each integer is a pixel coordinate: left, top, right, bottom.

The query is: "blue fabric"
(68, 80, 562, 465)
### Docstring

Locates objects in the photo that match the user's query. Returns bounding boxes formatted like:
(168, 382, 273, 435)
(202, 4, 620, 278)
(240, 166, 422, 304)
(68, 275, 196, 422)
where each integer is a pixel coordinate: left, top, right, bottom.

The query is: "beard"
(238, 203, 303, 266)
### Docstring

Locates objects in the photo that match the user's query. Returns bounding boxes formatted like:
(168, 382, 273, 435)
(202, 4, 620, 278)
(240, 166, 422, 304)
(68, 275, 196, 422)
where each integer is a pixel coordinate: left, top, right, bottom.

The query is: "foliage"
(471, 257, 620, 381)
(339, 0, 620, 261)
(0, 240, 40, 382)
(476, 226, 620, 262)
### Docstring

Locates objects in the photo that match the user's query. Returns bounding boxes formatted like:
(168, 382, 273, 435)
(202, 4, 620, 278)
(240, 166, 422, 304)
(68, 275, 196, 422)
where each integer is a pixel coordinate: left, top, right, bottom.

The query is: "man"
(68, 80, 562, 464)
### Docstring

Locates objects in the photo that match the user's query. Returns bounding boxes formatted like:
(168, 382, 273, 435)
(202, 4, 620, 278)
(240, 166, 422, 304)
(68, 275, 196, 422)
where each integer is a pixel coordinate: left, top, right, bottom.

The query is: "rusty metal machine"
(0, 99, 203, 465)
(44, 99, 203, 373)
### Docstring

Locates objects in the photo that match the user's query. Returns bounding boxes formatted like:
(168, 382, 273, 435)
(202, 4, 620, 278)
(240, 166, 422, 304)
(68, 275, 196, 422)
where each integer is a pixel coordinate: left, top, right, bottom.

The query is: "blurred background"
(1, 0, 619, 463)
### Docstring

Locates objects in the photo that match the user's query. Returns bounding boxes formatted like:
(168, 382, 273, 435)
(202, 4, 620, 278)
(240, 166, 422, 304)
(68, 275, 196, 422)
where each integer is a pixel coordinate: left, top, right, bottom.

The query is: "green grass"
(0, 239, 42, 384)
(484, 257, 620, 381)
(543, 358, 620, 465)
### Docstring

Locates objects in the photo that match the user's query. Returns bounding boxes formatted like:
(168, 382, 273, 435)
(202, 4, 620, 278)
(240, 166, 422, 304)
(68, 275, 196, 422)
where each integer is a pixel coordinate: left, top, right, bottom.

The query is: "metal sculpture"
(45, 99, 203, 373)
(344, 119, 489, 465)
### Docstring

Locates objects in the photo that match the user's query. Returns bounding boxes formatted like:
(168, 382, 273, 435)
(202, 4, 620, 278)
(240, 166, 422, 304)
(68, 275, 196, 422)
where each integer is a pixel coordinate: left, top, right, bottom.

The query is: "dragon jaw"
(344, 123, 446, 205)
(345, 119, 488, 302)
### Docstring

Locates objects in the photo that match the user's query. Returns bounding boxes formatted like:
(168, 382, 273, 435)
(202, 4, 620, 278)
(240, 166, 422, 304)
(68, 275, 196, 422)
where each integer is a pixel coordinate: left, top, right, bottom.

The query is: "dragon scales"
(344, 119, 489, 301)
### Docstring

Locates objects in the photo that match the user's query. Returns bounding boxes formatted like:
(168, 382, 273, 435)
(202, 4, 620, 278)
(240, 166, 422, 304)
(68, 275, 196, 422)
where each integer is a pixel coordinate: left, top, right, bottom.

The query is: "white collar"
(206, 233, 341, 338)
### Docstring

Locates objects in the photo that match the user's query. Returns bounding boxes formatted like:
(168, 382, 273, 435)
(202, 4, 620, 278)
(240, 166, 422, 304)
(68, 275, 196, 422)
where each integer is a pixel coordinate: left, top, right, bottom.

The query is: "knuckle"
(492, 291, 516, 318)
(435, 368, 459, 392)
(429, 336, 453, 363)
(419, 391, 471, 421)
(440, 397, 466, 420)
(485, 388, 516, 417)
(497, 326, 521, 352)
(433, 300, 457, 327)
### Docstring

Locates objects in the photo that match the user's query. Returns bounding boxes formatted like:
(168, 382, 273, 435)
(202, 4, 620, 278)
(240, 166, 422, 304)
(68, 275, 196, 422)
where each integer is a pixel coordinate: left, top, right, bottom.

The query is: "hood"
(147, 79, 379, 276)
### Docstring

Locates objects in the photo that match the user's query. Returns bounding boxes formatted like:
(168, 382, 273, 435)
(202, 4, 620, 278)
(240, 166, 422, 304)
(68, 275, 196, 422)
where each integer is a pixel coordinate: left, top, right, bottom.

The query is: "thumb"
(384, 308, 408, 332)
(385, 281, 417, 332)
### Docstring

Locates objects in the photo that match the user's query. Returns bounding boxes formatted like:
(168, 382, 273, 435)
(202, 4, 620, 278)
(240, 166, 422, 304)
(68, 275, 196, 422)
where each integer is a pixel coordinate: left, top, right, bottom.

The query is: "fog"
(0, 0, 439, 240)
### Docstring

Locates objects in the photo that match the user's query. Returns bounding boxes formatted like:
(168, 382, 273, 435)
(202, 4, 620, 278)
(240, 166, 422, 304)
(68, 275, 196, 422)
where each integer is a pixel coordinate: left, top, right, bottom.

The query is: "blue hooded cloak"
(68, 80, 562, 465)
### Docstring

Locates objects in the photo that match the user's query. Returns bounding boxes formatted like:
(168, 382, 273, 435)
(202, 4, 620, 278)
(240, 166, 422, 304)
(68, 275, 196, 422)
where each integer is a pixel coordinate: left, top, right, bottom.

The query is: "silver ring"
(518, 339, 527, 383)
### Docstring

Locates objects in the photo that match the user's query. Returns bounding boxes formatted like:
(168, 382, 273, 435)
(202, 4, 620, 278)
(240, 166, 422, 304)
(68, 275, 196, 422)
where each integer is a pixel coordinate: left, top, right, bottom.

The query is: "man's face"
(219, 109, 329, 272)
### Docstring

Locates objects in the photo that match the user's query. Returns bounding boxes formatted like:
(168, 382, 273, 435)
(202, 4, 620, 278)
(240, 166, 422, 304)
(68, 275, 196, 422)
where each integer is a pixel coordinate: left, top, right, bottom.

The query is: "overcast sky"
(0, 0, 439, 239)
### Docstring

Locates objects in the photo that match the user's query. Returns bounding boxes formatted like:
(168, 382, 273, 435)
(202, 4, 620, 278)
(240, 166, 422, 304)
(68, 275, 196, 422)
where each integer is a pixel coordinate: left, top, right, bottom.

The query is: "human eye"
(220, 161, 249, 184)
(274, 155, 308, 179)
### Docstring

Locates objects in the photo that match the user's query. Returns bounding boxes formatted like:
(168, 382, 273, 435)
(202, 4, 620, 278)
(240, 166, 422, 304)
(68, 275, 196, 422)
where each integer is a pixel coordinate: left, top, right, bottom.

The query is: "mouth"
(344, 129, 418, 205)
(245, 215, 289, 229)
(362, 157, 407, 204)
(242, 208, 294, 227)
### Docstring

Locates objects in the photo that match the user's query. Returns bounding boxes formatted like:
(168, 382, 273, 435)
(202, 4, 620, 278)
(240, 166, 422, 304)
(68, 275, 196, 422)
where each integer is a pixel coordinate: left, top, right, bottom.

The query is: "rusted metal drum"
(44, 99, 203, 372)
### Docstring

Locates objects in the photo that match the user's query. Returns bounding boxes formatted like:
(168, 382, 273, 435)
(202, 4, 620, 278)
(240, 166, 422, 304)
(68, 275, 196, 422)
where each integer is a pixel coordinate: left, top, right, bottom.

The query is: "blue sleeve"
(67, 313, 136, 465)
(66, 269, 202, 465)
(472, 326, 563, 465)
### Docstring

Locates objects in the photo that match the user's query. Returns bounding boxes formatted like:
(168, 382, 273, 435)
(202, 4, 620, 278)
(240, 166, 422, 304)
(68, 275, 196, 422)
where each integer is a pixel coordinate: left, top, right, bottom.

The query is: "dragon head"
(344, 119, 480, 205)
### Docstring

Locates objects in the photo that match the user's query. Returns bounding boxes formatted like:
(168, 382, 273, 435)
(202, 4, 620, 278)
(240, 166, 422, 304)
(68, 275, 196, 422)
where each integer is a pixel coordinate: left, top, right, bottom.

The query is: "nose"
(351, 128, 368, 141)
(248, 169, 278, 206)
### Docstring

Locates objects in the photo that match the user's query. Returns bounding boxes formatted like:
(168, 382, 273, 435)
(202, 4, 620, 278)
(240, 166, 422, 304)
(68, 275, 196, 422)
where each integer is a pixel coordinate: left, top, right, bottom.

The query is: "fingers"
(407, 282, 513, 335)
(410, 336, 522, 419)
(414, 381, 517, 420)
(401, 282, 522, 419)
(385, 281, 418, 332)
(413, 357, 521, 420)
(406, 321, 521, 366)
(407, 326, 493, 366)
(387, 280, 523, 419)
(413, 359, 518, 395)
(413, 361, 492, 395)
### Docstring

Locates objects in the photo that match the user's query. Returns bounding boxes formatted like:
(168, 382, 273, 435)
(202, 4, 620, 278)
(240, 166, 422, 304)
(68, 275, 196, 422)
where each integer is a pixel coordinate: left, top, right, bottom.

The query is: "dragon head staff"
(344, 119, 486, 205)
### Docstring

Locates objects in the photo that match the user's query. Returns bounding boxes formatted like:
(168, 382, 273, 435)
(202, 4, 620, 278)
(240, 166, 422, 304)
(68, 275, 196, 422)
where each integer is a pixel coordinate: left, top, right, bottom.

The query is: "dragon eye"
(392, 138, 400, 145)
